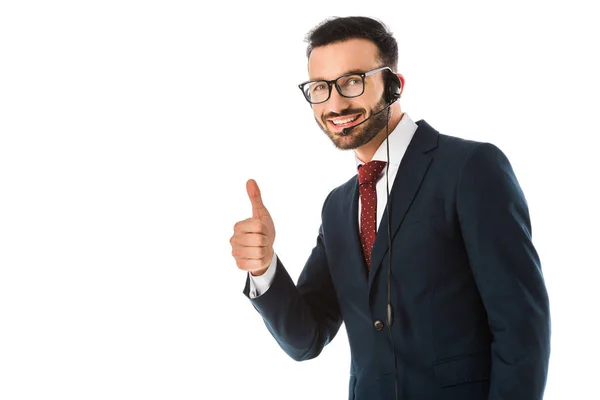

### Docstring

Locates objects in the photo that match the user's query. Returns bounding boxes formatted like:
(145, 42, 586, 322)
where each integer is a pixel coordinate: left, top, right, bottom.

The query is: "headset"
(342, 69, 401, 400)
(341, 69, 401, 136)
(384, 70, 402, 104)
(384, 71, 400, 400)
(382, 70, 400, 400)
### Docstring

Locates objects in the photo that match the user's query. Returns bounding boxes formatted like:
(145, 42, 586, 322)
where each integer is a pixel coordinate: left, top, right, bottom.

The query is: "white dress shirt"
(247, 113, 418, 299)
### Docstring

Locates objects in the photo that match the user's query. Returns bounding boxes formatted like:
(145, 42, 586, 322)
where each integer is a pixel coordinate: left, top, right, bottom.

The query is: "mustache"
(323, 109, 365, 120)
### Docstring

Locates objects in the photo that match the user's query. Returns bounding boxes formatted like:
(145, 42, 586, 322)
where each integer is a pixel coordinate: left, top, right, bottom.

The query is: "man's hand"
(230, 179, 276, 276)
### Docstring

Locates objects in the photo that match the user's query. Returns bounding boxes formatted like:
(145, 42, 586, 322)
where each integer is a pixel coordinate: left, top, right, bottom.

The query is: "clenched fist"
(230, 179, 276, 276)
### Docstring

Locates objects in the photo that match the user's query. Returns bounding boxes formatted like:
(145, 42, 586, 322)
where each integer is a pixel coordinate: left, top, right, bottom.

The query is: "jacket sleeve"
(243, 193, 342, 361)
(456, 142, 551, 399)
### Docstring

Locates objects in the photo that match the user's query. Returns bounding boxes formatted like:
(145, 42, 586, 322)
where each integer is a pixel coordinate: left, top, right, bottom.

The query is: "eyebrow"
(312, 69, 367, 81)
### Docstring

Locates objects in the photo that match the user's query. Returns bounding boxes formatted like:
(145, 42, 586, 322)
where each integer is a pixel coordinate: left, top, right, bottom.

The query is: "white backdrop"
(1, 1, 598, 399)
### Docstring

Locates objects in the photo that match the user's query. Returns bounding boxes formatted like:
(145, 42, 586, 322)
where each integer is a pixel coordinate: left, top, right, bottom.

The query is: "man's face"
(307, 38, 389, 150)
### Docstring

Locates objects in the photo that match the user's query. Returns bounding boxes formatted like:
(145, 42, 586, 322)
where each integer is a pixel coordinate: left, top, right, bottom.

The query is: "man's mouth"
(327, 114, 362, 130)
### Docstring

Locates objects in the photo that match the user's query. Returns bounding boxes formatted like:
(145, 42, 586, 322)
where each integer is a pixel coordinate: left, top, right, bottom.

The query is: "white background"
(1, 1, 598, 399)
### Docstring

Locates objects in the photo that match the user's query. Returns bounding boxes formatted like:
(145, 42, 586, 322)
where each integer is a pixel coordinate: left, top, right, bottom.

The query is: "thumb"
(246, 179, 266, 218)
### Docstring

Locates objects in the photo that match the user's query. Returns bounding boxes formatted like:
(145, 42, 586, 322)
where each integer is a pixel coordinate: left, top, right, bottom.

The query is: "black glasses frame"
(298, 66, 392, 104)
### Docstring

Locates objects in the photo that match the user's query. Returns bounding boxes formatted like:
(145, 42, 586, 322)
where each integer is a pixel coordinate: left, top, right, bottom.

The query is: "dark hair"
(305, 16, 398, 70)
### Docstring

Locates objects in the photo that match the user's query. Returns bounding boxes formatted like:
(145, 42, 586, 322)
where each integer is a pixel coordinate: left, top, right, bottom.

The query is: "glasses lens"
(303, 81, 329, 103)
(337, 75, 364, 97)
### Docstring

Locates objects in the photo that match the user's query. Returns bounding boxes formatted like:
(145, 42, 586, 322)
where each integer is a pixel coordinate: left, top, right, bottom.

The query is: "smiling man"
(230, 16, 551, 400)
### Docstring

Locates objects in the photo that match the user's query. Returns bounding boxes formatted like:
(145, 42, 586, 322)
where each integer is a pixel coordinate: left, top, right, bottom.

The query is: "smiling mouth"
(327, 114, 362, 130)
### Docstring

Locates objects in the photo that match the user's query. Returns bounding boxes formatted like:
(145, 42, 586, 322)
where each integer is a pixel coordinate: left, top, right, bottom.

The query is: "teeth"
(332, 115, 359, 125)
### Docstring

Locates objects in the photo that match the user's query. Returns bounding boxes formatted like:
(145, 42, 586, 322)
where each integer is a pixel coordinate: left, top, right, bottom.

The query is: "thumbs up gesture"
(230, 179, 276, 276)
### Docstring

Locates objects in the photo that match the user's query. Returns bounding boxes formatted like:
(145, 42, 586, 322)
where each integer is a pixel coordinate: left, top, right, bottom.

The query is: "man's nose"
(326, 85, 350, 113)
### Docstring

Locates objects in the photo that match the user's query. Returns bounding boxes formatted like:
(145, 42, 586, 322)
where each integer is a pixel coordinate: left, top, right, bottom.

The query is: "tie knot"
(358, 160, 387, 185)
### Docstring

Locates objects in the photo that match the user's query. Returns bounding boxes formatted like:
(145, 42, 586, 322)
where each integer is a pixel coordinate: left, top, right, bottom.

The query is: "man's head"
(300, 17, 404, 151)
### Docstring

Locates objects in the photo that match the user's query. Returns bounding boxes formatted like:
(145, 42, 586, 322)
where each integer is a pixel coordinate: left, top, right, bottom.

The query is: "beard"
(316, 95, 390, 150)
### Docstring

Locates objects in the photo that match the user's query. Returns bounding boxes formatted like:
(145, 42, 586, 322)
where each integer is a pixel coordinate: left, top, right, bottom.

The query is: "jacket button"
(374, 320, 384, 331)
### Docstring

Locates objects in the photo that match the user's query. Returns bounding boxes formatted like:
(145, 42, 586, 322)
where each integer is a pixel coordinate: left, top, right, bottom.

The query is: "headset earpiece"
(384, 71, 402, 104)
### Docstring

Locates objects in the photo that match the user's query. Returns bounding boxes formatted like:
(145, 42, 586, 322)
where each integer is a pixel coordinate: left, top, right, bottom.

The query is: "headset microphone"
(346, 94, 400, 400)
(341, 99, 397, 136)
(352, 99, 399, 400)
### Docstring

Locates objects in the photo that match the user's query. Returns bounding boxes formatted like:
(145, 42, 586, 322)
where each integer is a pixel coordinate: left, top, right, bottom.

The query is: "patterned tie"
(358, 160, 387, 268)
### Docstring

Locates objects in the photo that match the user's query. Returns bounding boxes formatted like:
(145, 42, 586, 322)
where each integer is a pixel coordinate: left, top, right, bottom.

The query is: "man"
(229, 16, 550, 400)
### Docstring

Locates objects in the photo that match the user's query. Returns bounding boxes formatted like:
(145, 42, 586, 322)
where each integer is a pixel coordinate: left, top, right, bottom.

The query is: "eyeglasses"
(298, 66, 392, 104)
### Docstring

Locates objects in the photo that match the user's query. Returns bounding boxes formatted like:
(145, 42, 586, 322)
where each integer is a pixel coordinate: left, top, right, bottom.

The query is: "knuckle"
(235, 219, 250, 231)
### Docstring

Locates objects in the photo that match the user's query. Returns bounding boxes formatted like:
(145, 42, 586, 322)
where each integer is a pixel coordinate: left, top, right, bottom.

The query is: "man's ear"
(396, 73, 405, 96)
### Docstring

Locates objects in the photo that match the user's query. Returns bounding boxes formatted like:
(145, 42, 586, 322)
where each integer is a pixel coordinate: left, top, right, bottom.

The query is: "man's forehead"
(307, 38, 380, 80)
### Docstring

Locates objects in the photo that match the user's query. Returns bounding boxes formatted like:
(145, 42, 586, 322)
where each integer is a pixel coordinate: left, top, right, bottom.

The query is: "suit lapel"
(347, 177, 369, 282)
(368, 120, 439, 290)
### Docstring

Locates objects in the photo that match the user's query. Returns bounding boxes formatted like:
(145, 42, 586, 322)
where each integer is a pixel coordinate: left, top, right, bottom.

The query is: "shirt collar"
(355, 112, 418, 169)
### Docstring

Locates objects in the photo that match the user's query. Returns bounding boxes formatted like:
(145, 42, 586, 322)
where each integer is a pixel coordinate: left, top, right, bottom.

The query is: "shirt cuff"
(248, 253, 278, 299)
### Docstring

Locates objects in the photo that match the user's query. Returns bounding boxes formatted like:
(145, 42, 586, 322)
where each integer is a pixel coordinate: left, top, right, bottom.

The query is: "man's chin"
(329, 130, 360, 150)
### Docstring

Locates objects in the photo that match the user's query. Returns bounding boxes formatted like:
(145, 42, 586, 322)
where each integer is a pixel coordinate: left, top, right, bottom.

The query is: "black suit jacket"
(244, 120, 551, 400)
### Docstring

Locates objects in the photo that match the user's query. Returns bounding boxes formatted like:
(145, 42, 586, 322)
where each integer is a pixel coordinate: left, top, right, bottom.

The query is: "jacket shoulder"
(319, 174, 356, 215)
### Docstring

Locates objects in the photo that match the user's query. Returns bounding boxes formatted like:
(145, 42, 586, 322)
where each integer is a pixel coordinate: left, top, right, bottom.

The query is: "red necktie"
(358, 160, 387, 268)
